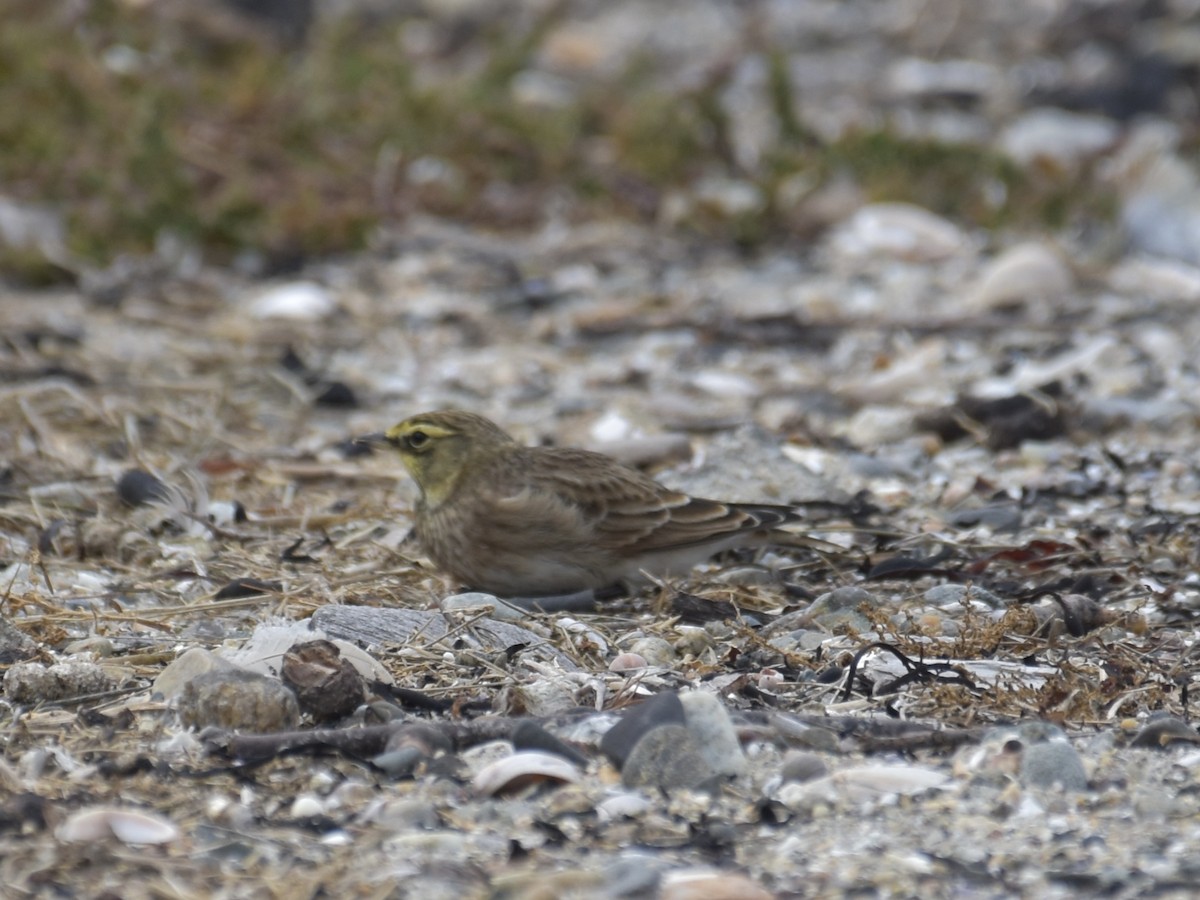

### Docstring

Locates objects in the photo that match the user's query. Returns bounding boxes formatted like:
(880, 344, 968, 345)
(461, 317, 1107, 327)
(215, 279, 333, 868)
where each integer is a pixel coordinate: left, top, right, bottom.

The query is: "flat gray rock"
(311, 605, 581, 671)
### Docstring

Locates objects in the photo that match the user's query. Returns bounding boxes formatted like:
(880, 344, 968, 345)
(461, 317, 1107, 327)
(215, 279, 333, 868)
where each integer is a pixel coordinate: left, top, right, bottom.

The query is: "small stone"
(177, 669, 299, 732)
(289, 794, 325, 818)
(660, 869, 774, 900)
(0, 615, 38, 665)
(4, 660, 118, 704)
(780, 751, 829, 784)
(250, 281, 336, 321)
(964, 242, 1074, 313)
(280, 639, 365, 721)
(372, 747, 426, 779)
(600, 691, 686, 770)
(628, 636, 676, 667)
(1108, 256, 1200, 303)
(621, 724, 716, 791)
(1019, 741, 1089, 792)
(1130, 716, 1200, 748)
(830, 202, 969, 262)
(600, 855, 669, 897)
(516, 676, 579, 716)
(806, 587, 878, 632)
(679, 692, 747, 779)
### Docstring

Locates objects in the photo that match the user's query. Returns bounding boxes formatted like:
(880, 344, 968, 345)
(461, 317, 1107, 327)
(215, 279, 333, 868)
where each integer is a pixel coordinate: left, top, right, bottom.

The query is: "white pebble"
(250, 281, 336, 321)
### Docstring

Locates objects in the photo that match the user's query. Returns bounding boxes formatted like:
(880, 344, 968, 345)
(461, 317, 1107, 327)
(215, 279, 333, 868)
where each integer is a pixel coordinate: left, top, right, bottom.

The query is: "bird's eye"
(406, 430, 429, 450)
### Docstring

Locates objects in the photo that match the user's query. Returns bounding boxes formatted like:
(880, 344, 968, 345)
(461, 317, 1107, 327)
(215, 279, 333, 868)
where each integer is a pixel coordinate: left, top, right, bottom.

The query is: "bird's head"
(382, 410, 515, 507)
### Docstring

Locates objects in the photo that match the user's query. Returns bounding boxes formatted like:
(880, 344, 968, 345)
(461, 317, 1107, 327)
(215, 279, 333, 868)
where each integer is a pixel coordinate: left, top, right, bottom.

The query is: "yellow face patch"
(384, 418, 467, 506)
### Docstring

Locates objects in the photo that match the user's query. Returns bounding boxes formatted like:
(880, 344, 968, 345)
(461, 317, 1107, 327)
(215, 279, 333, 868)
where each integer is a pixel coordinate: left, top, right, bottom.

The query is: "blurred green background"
(1, 0, 1114, 281)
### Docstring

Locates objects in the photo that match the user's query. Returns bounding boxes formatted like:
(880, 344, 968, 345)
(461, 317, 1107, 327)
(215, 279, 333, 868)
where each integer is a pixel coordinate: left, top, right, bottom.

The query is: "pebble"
(804, 586, 879, 633)
(659, 869, 774, 900)
(886, 57, 998, 102)
(441, 592, 518, 622)
(691, 176, 767, 220)
(1107, 256, 1200, 303)
(599, 854, 669, 896)
(1112, 124, 1200, 266)
(830, 202, 969, 262)
(279, 639, 365, 721)
(3, 660, 118, 704)
(1130, 716, 1200, 749)
(964, 242, 1074, 313)
(177, 668, 300, 732)
(780, 751, 830, 784)
(679, 692, 748, 779)
(1019, 741, 1089, 792)
(0, 616, 39, 664)
(628, 636, 676, 667)
(600, 691, 686, 770)
(516, 676, 580, 717)
(289, 794, 325, 819)
(962, 722, 1090, 792)
(249, 281, 336, 320)
(620, 724, 717, 792)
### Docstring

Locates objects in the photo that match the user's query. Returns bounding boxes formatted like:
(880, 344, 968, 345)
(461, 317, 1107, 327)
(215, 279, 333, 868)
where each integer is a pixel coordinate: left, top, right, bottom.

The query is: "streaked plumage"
(381, 410, 804, 597)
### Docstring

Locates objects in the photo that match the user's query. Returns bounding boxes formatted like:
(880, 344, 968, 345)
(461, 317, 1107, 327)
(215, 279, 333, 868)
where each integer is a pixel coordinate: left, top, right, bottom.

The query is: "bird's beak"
(353, 432, 394, 449)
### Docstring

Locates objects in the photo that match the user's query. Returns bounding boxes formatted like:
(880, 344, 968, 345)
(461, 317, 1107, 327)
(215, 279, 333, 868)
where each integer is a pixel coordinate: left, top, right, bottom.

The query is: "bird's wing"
(524, 448, 797, 553)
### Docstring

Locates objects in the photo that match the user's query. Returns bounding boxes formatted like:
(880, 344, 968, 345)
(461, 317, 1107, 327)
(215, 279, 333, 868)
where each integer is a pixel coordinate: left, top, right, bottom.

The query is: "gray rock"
(1019, 740, 1089, 792)
(679, 691, 747, 779)
(312, 604, 580, 670)
(780, 751, 830, 784)
(806, 586, 879, 632)
(621, 724, 716, 791)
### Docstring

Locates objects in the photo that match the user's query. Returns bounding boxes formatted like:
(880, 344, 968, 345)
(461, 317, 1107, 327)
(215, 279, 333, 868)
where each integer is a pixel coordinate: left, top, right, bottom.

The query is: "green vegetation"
(0, 0, 1115, 277)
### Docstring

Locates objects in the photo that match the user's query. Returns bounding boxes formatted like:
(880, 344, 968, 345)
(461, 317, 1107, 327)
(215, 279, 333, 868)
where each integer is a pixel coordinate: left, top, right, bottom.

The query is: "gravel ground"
(3, 1, 1200, 898)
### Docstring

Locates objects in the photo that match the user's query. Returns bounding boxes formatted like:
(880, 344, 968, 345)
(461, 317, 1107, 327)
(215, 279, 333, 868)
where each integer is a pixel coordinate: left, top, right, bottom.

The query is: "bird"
(370, 410, 812, 604)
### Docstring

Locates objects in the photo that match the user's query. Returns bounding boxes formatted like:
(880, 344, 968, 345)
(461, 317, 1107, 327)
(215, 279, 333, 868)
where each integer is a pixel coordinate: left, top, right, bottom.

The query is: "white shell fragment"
(471, 751, 581, 797)
(250, 281, 336, 321)
(964, 242, 1074, 313)
(830, 202, 969, 261)
(56, 807, 182, 845)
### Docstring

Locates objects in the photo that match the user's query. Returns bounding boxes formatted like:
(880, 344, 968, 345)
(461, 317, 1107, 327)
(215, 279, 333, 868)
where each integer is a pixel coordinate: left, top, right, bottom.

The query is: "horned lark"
(374, 410, 808, 599)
